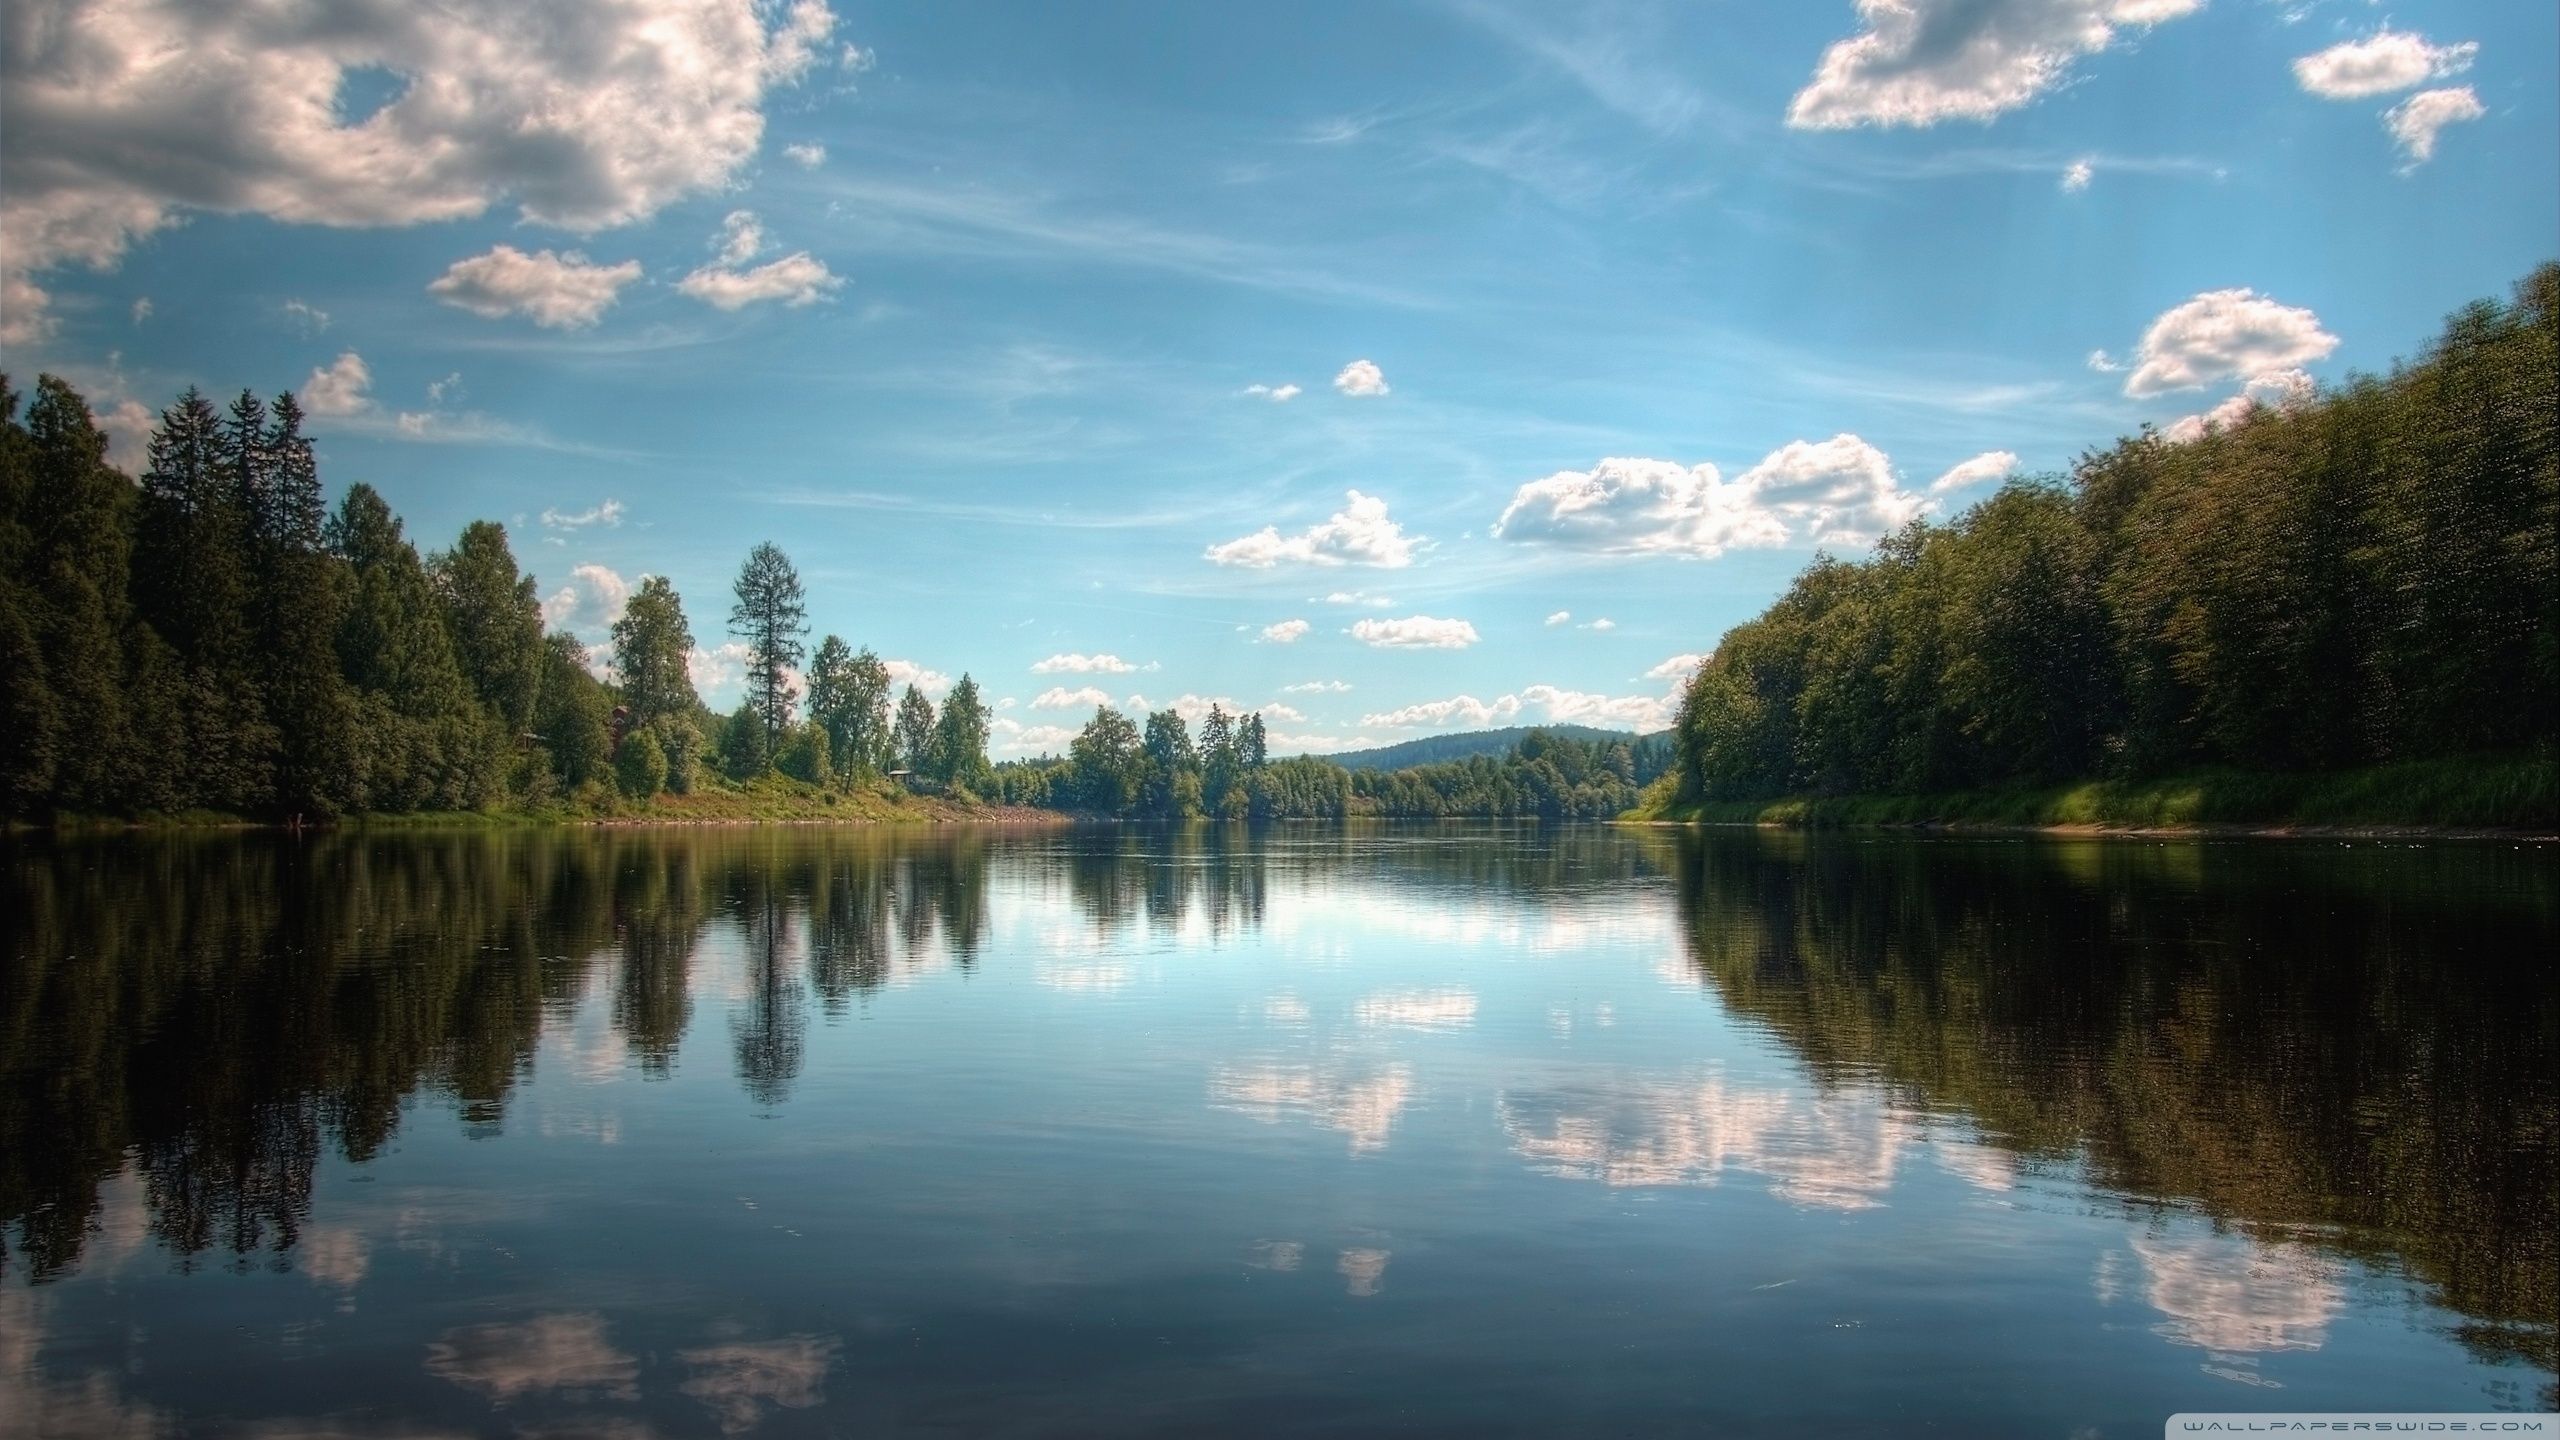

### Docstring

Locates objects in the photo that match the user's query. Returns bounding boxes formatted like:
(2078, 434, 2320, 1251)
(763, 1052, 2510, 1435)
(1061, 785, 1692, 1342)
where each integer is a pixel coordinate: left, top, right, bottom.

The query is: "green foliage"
(729, 542, 807, 754)
(719, 700, 771, 780)
(612, 576, 700, 727)
(893, 685, 935, 774)
(616, 726, 669, 799)
(775, 721, 833, 788)
(929, 674, 990, 788)
(1671, 265, 2560, 811)
(433, 520, 545, 734)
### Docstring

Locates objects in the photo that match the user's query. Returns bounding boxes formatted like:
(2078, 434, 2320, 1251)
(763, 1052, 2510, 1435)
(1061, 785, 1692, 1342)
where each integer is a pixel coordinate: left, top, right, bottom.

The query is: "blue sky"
(5, 0, 2553, 754)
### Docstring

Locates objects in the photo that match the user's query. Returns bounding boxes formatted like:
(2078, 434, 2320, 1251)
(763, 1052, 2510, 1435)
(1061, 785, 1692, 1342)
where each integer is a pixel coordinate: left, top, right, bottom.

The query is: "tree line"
(0, 378, 993, 820)
(993, 711, 1669, 820)
(1669, 262, 2558, 806)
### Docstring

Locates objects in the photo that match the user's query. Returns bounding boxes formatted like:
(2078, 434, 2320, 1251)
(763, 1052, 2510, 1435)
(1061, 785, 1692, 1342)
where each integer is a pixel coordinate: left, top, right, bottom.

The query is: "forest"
(1662, 263, 2557, 822)
(0, 377, 992, 822)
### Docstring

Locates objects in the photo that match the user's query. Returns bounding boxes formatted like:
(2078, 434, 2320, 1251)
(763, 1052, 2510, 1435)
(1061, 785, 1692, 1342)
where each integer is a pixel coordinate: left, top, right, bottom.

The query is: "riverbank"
(1626, 752, 2557, 837)
(17, 774, 1071, 833)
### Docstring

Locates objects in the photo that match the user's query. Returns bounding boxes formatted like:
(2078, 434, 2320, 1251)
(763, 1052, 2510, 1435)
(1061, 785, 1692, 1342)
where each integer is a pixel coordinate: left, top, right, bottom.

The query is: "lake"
(2, 824, 2552, 1437)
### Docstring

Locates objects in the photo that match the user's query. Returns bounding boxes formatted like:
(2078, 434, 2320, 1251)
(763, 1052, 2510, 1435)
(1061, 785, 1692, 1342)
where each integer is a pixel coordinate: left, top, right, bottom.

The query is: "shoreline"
(1615, 817, 2556, 842)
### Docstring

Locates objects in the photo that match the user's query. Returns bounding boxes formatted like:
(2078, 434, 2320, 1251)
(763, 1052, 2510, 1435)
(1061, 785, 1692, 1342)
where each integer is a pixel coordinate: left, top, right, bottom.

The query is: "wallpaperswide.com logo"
(2170, 1418, 2560, 1435)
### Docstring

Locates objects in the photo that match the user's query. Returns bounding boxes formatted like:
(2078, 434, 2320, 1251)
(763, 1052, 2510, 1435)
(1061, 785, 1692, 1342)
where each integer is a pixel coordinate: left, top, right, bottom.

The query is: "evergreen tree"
(719, 700, 770, 779)
(929, 674, 991, 789)
(612, 575, 700, 726)
(327, 485, 495, 810)
(1241, 712, 1269, 769)
(139, 388, 273, 810)
(893, 685, 935, 773)
(253, 391, 350, 816)
(433, 522, 545, 735)
(14, 378, 137, 812)
(728, 542, 807, 755)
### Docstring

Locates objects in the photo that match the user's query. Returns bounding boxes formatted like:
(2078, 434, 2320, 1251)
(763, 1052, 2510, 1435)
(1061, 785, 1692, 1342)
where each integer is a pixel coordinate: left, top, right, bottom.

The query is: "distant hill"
(1320, 725, 1662, 771)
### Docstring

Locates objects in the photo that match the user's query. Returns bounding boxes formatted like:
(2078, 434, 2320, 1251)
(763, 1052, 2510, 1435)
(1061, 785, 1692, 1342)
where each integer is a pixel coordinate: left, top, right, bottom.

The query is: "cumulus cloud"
(992, 719, 1077, 756)
(1261, 619, 1313, 643)
(1350, 616, 1479, 650)
(1206, 490, 1417, 569)
(542, 563, 632, 633)
(2062, 159, 2094, 192)
(1929, 450, 2019, 493)
(542, 499, 625, 530)
(1031, 652, 1141, 674)
(2385, 87, 2484, 167)
(2292, 30, 2476, 99)
(1033, 685, 1114, 710)
(1502, 439, 1932, 558)
(678, 252, 843, 310)
(1645, 652, 1709, 686)
(782, 142, 827, 168)
(1787, 0, 2202, 130)
(1332, 359, 1390, 397)
(1584, 617, 1616, 631)
(1545, 610, 1572, 626)
(301, 351, 374, 416)
(2162, 367, 2316, 443)
(883, 659, 951, 697)
(429, 246, 643, 329)
(1496, 457, 1786, 558)
(1242, 383, 1303, 402)
(0, 0, 850, 341)
(2120, 289, 2338, 398)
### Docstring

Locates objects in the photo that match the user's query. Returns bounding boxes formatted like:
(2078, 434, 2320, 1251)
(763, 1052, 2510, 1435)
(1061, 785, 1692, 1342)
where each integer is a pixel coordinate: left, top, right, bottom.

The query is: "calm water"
(2, 824, 2553, 1438)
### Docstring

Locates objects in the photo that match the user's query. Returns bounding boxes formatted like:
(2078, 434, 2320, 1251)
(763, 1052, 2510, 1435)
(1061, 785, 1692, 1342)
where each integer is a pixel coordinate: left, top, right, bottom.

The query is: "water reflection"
(1656, 829, 2558, 1391)
(1, 823, 2552, 1431)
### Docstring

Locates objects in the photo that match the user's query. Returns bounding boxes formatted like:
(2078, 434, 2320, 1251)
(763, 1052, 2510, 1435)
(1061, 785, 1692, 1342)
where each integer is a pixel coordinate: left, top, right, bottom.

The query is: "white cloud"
(0, 0, 850, 341)
(302, 351, 373, 416)
(1645, 652, 1709, 686)
(1206, 490, 1417, 569)
(1546, 610, 1572, 627)
(97, 398, 153, 474)
(883, 659, 952, 698)
(542, 499, 626, 530)
(1731, 434, 1925, 547)
(1261, 619, 1313, 644)
(782, 142, 828, 168)
(2061, 159, 2094, 192)
(1282, 680, 1352, 694)
(689, 640, 756, 699)
(677, 251, 842, 310)
(2087, 348, 2123, 373)
(1787, 0, 2203, 130)
(1361, 684, 1672, 732)
(1332, 359, 1390, 397)
(714, 210, 766, 266)
(129, 296, 150, 324)
(1495, 457, 1788, 559)
(2121, 289, 2338, 398)
(1350, 616, 1479, 650)
(2162, 367, 2317, 444)
(1320, 590, 1394, 607)
(1929, 450, 2019, 493)
(2385, 87, 2484, 167)
(542, 563, 632, 633)
(992, 719, 1076, 756)
(1031, 652, 1141, 674)
(1032, 685, 1114, 710)
(427, 372, 464, 404)
(1242, 383, 1303, 402)
(1583, 617, 1616, 632)
(429, 246, 643, 329)
(2293, 30, 2476, 99)
(284, 299, 331, 333)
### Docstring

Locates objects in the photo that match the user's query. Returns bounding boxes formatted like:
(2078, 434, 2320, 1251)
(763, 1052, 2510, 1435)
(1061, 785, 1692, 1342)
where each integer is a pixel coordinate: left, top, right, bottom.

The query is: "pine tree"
(893, 685, 935, 773)
(16, 378, 137, 811)
(929, 674, 990, 789)
(728, 542, 807, 755)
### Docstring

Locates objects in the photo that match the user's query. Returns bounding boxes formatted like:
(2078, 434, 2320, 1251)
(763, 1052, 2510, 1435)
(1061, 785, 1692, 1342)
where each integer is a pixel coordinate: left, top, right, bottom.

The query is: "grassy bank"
(21, 774, 1069, 833)
(1628, 752, 2557, 834)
